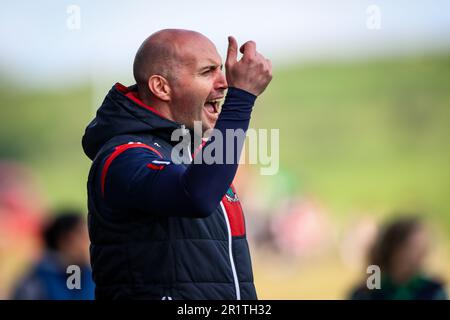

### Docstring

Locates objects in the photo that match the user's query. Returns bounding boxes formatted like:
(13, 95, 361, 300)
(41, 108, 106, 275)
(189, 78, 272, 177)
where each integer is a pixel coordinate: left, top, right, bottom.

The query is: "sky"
(1, 0, 450, 88)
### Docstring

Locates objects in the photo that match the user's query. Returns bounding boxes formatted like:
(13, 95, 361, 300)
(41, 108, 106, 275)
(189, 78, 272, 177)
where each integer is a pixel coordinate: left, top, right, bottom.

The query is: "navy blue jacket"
(82, 83, 258, 300)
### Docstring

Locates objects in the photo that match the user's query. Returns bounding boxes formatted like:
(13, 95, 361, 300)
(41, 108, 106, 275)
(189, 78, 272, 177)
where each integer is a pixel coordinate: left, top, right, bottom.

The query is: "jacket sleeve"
(100, 87, 256, 218)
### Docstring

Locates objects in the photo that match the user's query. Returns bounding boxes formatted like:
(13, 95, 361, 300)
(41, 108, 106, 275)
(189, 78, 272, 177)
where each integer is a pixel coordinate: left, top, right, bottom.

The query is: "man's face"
(392, 226, 430, 278)
(169, 37, 228, 133)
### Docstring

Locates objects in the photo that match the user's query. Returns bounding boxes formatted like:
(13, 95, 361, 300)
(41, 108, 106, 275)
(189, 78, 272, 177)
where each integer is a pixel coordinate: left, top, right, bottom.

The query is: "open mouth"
(203, 98, 223, 114)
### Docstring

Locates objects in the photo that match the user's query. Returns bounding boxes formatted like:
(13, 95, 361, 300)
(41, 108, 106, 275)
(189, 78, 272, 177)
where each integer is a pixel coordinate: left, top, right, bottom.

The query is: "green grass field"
(253, 54, 450, 229)
(2, 55, 449, 223)
(1, 54, 449, 298)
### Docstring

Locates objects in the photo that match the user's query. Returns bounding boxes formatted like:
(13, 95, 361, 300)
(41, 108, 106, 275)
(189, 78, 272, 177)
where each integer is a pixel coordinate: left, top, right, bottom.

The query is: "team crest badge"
(225, 187, 239, 202)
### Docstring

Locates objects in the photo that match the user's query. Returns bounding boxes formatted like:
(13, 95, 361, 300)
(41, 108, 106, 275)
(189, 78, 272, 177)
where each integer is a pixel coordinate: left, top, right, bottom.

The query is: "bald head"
(131, 29, 227, 130)
(133, 29, 213, 96)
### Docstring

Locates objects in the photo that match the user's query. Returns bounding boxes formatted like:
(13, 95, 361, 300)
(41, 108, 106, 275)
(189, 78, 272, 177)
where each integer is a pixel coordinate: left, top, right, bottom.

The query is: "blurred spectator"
(340, 216, 378, 270)
(0, 161, 46, 298)
(270, 197, 332, 259)
(12, 209, 95, 300)
(349, 216, 448, 300)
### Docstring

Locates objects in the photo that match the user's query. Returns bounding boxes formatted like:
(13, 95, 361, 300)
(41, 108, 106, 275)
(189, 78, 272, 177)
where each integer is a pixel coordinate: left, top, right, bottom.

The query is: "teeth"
(206, 98, 223, 104)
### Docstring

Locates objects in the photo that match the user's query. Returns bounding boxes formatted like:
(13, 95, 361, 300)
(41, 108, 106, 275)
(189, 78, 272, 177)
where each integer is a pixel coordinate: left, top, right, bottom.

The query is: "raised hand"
(225, 36, 272, 96)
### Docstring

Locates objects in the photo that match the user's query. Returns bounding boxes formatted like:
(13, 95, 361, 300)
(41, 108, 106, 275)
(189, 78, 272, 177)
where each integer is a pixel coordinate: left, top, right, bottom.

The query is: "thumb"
(226, 36, 238, 66)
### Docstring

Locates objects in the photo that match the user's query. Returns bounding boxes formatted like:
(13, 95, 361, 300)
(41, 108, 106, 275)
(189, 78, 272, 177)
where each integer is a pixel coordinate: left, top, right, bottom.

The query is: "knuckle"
(246, 56, 256, 63)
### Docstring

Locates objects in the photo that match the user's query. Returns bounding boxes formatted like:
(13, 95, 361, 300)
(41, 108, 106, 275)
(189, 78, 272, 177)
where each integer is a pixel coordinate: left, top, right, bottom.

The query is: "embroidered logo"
(225, 187, 239, 202)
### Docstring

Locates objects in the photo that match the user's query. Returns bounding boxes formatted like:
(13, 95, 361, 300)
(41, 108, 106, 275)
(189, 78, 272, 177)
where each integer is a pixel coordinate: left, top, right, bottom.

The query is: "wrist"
(226, 87, 257, 104)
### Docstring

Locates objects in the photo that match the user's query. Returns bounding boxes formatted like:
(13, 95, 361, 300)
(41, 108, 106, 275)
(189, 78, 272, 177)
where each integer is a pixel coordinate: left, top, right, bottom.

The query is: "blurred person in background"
(270, 198, 331, 260)
(12, 209, 95, 300)
(349, 216, 447, 300)
(0, 161, 46, 298)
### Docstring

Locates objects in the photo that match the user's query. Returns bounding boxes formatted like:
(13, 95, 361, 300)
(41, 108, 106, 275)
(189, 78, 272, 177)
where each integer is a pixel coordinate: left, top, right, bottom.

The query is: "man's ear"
(147, 75, 171, 101)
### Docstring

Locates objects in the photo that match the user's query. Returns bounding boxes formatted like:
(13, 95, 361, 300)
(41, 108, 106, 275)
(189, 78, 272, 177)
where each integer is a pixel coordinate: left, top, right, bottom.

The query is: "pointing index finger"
(226, 36, 238, 66)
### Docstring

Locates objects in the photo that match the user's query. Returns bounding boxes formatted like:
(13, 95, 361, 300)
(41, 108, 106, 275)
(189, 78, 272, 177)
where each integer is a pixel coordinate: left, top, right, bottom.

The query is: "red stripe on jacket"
(101, 143, 163, 196)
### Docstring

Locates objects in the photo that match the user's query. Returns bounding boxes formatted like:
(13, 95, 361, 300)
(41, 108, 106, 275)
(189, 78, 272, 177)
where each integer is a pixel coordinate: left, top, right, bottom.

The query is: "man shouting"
(82, 29, 272, 300)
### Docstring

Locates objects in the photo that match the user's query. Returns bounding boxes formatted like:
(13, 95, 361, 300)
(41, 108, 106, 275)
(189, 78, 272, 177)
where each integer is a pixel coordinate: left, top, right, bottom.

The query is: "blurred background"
(0, 0, 449, 299)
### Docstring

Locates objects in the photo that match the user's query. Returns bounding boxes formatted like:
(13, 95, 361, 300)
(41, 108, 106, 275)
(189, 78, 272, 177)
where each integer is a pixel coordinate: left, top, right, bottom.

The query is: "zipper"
(187, 139, 241, 300)
(220, 201, 241, 300)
